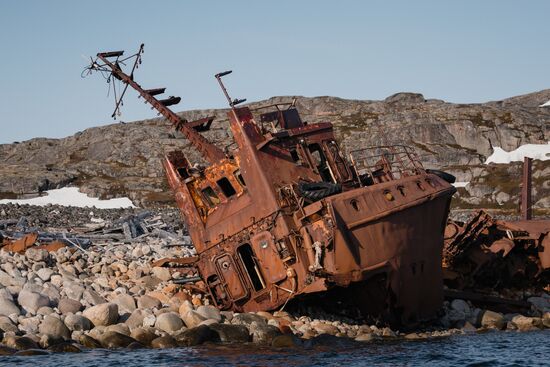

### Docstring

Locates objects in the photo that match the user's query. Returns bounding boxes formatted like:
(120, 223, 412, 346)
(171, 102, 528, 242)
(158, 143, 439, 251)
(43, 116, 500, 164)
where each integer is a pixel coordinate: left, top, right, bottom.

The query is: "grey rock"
(39, 315, 71, 339)
(181, 310, 207, 328)
(155, 312, 184, 333)
(99, 331, 138, 348)
(209, 323, 250, 343)
(82, 303, 119, 326)
(83, 289, 106, 306)
(112, 294, 136, 314)
(36, 268, 54, 282)
(0, 298, 20, 316)
(137, 295, 162, 309)
(249, 321, 282, 344)
(64, 314, 92, 331)
(173, 325, 219, 346)
(232, 312, 267, 328)
(130, 327, 157, 346)
(480, 310, 505, 330)
(125, 309, 146, 329)
(196, 305, 222, 322)
(151, 267, 171, 282)
(151, 335, 178, 349)
(25, 248, 49, 262)
(17, 289, 50, 314)
(58, 298, 83, 314)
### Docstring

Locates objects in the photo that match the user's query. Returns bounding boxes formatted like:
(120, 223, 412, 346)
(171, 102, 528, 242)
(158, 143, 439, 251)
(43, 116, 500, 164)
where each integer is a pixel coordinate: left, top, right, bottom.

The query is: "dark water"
(1, 331, 549, 367)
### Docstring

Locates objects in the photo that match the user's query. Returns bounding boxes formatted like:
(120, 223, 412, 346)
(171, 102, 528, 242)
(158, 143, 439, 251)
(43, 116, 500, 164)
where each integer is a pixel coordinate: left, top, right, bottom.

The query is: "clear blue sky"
(0, 0, 548, 144)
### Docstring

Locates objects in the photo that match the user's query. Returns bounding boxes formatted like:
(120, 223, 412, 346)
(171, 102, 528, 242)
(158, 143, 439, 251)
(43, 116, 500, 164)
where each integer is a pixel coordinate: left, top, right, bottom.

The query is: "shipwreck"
(84, 44, 457, 325)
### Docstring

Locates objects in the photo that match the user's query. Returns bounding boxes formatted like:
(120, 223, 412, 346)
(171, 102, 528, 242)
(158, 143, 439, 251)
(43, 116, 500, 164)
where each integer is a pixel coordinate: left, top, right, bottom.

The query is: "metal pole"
(521, 157, 533, 220)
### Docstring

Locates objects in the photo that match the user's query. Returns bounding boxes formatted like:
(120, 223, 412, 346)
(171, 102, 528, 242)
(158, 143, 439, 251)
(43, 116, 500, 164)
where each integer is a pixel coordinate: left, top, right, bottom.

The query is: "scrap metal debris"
(443, 210, 550, 291)
(0, 210, 192, 253)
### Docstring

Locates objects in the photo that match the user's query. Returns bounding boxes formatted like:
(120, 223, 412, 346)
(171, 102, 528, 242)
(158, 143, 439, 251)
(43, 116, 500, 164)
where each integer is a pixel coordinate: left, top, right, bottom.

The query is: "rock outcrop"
(1, 90, 549, 210)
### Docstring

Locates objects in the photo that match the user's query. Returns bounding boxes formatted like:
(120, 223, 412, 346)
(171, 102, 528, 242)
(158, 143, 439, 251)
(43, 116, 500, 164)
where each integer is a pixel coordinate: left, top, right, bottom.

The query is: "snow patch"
(485, 142, 550, 164)
(540, 100, 550, 107)
(452, 181, 470, 188)
(0, 187, 136, 209)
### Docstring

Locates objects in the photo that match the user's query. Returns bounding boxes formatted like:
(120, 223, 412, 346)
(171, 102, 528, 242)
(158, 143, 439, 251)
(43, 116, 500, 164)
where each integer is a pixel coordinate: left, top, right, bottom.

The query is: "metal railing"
(348, 145, 425, 182)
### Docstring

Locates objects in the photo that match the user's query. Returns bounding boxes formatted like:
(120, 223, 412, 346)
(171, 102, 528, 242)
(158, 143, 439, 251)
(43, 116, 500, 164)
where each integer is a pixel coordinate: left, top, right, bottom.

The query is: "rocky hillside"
(1, 90, 549, 211)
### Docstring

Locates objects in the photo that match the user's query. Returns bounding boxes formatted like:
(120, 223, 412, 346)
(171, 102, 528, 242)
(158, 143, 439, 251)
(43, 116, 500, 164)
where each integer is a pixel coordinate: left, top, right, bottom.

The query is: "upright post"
(521, 157, 533, 220)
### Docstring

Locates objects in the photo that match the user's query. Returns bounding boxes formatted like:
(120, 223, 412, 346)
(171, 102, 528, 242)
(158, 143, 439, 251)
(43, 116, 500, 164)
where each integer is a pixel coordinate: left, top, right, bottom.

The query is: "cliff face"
(1, 90, 549, 210)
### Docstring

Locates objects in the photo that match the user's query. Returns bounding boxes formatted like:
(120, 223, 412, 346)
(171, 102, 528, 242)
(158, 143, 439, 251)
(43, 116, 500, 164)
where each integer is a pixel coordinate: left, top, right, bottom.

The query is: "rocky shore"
(0, 204, 549, 356)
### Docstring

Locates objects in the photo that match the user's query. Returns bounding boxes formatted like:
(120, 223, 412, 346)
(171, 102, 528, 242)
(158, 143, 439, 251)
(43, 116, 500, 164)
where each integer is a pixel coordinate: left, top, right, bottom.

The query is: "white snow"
(0, 187, 135, 209)
(540, 100, 550, 107)
(452, 181, 470, 188)
(485, 142, 550, 164)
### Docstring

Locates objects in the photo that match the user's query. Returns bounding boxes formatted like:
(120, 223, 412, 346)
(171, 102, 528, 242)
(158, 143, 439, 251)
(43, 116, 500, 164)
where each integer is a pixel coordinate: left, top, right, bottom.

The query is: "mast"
(93, 45, 225, 164)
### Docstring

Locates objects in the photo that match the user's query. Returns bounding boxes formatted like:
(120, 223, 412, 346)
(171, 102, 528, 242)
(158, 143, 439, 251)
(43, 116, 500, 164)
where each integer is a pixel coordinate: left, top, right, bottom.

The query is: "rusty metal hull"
(322, 175, 453, 324)
(85, 47, 458, 326)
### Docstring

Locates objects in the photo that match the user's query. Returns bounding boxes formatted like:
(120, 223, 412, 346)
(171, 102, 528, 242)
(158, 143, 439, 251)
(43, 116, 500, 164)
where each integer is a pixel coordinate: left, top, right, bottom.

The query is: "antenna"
(215, 70, 246, 108)
(83, 44, 225, 164)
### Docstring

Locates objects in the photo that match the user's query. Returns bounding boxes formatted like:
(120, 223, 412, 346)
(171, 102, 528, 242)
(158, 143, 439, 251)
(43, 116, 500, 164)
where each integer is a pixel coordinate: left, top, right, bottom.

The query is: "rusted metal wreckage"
(84, 44, 459, 325)
(443, 158, 550, 294)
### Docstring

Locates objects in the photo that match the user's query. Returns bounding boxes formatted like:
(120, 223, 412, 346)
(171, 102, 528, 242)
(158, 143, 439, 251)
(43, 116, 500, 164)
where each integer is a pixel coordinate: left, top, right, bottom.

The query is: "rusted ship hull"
(296, 173, 454, 324)
(86, 46, 457, 327)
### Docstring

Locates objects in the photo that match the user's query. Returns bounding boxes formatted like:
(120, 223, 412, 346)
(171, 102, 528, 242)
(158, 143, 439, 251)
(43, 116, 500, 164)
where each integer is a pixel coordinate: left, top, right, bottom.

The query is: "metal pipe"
(299, 226, 316, 272)
(521, 157, 533, 220)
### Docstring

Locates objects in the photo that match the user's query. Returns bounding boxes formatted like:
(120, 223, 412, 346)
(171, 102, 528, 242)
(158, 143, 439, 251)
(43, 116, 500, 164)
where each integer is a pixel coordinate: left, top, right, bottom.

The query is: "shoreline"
(0, 203, 549, 355)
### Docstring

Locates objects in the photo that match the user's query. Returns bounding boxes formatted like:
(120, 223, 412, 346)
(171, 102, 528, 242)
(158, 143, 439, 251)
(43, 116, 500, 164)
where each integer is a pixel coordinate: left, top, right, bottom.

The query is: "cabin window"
(237, 244, 266, 292)
(217, 177, 237, 197)
(202, 186, 220, 206)
(234, 170, 246, 187)
(309, 143, 333, 182)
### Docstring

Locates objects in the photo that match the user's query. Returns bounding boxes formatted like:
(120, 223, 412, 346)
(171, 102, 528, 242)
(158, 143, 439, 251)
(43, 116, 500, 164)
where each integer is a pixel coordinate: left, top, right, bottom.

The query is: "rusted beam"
(521, 157, 533, 220)
(96, 50, 225, 164)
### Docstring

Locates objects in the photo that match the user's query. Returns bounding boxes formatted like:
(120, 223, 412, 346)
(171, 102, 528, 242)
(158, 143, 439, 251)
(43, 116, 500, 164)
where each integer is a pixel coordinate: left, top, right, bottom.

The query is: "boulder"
(105, 323, 131, 336)
(544, 312, 550, 328)
(249, 321, 282, 344)
(47, 342, 82, 353)
(58, 298, 83, 314)
(64, 314, 92, 331)
(137, 295, 161, 309)
(83, 303, 119, 326)
(481, 310, 505, 330)
(311, 321, 339, 336)
(174, 325, 219, 346)
(125, 309, 146, 329)
(196, 305, 222, 322)
(178, 300, 194, 317)
(79, 334, 102, 348)
(112, 294, 136, 314)
(99, 331, 139, 349)
(181, 310, 207, 328)
(36, 268, 54, 282)
(151, 335, 178, 349)
(527, 297, 550, 313)
(511, 315, 543, 331)
(232, 313, 267, 328)
(130, 327, 157, 346)
(155, 312, 184, 333)
(17, 289, 50, 314)
(39, 315, 71, 339)
(151, 267, 171, 282)
(450, 299, 471, 315)
(0, 298, 20, 316)
(209, 323, 250, 343)
(4, 335, 40, 350)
